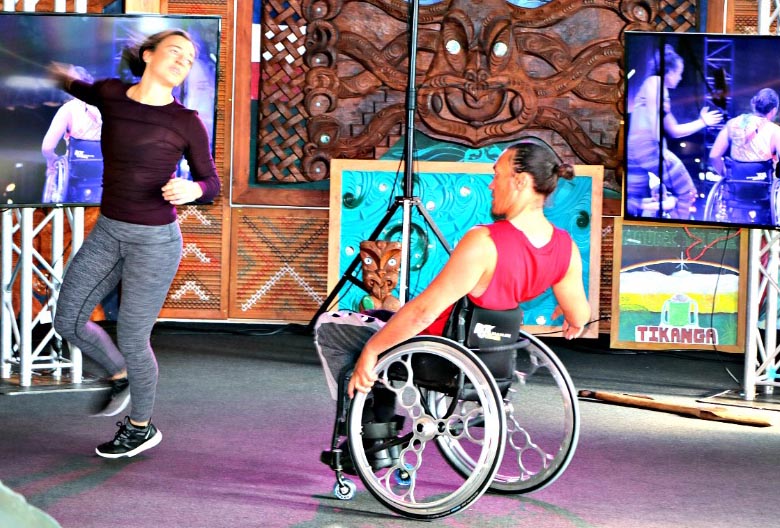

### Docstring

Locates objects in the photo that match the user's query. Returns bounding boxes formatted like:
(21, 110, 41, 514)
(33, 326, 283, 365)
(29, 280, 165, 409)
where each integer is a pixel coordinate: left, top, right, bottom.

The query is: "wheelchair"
(703, 158, 780, 225)
(63, 138, 103, 203)
(41, 155, 69, 204)
(321, 303, 580, 520)
(625, 164, 678, 219)
(41, 138, 104, 204)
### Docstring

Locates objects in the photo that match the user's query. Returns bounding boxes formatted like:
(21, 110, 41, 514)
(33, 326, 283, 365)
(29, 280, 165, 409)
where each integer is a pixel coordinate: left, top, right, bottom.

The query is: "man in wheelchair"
(314, 141, 592, 474)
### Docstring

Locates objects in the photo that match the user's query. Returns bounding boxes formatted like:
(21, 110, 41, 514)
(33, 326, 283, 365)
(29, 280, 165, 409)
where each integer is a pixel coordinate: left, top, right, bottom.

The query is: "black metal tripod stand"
(306, 0, 451, 331)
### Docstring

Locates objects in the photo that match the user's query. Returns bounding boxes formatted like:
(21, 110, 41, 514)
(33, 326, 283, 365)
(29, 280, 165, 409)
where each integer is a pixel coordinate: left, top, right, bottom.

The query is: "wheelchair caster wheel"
(394, 463, 413, 487)
(333, 478, 356, 500)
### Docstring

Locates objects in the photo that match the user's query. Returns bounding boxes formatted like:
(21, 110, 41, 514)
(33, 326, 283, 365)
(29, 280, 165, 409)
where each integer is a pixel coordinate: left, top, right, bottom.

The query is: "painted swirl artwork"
(328, 160, 602, 336)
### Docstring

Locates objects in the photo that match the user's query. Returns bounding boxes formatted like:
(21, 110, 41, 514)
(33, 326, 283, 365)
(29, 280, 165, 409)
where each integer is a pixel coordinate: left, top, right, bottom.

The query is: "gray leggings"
(54, 215, 182, 422)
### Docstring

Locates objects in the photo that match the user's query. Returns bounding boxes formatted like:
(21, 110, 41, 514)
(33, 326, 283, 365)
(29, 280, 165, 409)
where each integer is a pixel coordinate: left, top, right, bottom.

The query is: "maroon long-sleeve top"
(67, 78, 220, 225)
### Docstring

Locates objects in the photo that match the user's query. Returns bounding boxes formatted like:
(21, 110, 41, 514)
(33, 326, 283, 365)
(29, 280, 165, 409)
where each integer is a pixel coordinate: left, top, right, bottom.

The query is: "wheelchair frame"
(322, 330, 580, 520)
(704, 158, 780, 226)
(703, 175, 780, 226)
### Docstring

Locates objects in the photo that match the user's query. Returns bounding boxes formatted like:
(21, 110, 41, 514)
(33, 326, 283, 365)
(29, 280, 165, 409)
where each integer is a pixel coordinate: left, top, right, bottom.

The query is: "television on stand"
(0, 12, 221, 208)
(623, 30, 780, 230)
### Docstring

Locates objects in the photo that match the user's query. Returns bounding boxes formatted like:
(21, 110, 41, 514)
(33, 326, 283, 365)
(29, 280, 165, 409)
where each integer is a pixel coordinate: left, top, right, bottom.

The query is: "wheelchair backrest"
(726, 158, 774, 180)
(443, 296, 524, 349)
(67, 138, 102, 162)
(439, 297, 524, 392)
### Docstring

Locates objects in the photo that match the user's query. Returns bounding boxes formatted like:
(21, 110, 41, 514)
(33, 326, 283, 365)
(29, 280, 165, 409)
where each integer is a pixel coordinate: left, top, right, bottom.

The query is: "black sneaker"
(92, 377, 130, 417)
(95, 417, 162, 459)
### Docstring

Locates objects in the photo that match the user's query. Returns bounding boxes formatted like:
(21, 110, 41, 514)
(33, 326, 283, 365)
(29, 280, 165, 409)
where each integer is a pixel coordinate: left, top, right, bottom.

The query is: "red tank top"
(424, 220, 573, 335)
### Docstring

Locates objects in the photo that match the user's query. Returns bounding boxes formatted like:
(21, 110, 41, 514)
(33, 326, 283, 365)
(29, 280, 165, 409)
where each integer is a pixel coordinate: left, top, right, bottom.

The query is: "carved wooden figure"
(302, 0, 657, 184)
(358, 240, 402, 312)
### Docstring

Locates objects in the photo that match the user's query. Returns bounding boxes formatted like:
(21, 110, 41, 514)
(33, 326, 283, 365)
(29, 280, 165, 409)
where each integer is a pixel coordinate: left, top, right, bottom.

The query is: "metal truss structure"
(0, 0, 87, 388)
(743, 0, 780, 399)
(758, 0, 780, 33)
(1, 209, 85, 387)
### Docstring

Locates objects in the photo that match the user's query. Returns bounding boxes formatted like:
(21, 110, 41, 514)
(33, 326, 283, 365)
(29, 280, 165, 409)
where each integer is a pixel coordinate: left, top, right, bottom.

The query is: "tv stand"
(743, 229, 780, 399)
(1, 207, 85, 388)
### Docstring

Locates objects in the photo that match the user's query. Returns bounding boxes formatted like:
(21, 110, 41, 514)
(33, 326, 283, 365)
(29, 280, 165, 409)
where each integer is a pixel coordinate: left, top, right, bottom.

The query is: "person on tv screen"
(41, 65, 103, 204)
(626, 44, 723, 220)
(314, 142, 591, 471)
(49, 29, 220, 459)
(708, 87, 780, 179)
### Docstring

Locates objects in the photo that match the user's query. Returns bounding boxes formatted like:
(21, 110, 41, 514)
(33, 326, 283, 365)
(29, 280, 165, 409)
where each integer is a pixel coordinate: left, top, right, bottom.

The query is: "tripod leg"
(414, 200, 452, 254)
(306, 201, 402, 332)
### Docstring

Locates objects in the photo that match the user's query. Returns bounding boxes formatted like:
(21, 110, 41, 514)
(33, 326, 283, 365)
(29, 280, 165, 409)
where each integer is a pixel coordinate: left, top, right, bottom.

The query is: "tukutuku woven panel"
(600, 216, 615, 334)
(655, 0, 698, 32)
(256, 0, 309, 184)
(161, 0, 231, 318)
(229, 208, 329, 321)
(733, 0, 776, 34)
(162, 197, 225, 315)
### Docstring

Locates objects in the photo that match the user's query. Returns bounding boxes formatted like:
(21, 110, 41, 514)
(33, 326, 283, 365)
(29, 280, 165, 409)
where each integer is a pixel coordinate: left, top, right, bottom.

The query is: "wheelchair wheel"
(771, 178, 780, 225)
(42, 157, 68, 203)
(347, 336, 505, 520)
(703, 179, 727, 223)
(333, 478, 357, 500)
(430, 330, 580, 494)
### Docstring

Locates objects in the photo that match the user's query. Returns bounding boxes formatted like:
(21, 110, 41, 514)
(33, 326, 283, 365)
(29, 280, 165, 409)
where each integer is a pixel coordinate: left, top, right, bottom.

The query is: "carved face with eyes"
(359, 240, 402, 311)
(419, 0, 530, 143)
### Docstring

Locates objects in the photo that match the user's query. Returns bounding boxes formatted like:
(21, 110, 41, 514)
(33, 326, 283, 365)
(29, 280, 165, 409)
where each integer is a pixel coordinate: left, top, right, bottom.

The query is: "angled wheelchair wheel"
(771, 178, 780, 225)
(42, 157, 68, 203)
(703, 179, 728, 223)
(430, 330, 580, 494)
(347, 336, 505, 520)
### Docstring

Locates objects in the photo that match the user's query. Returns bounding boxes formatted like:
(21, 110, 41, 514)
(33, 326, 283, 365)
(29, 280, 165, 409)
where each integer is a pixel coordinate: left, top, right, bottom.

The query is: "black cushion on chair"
(726, 158, 774, 180)
(442, 297, 524, 382)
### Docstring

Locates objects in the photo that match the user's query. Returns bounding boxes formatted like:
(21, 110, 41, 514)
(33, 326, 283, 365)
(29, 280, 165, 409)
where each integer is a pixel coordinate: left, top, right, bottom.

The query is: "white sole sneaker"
(95, 429, 162, 459)
(92, 392, 131, 418)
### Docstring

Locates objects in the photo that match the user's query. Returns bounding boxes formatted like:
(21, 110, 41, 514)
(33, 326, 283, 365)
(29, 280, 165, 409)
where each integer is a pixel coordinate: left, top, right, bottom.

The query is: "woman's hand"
(47, 62, 75, 89)
(162, 177, 203, 205)
(699, 106, 723, 127)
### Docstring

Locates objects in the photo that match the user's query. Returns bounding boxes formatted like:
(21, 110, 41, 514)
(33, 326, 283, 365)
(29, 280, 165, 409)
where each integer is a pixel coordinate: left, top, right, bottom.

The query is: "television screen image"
(0, 13, 220, 208)
(623, 31, 780, 230)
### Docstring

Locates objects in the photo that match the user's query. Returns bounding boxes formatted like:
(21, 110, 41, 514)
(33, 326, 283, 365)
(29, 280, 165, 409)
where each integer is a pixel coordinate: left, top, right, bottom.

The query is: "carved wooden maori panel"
(301, 0, 657, 185)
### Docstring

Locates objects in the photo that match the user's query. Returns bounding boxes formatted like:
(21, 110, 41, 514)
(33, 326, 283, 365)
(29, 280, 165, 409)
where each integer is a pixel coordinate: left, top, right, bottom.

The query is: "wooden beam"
(229, 0, 253, 205)
(579, 390, 772, 427)
(705, 0, 732, 33)
(124, 0, 166, 14)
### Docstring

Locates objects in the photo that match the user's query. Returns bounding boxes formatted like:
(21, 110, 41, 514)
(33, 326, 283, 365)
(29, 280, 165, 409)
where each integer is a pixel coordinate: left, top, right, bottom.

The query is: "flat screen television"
(0, 12, 220, 208)
(623, 31, 780, 230)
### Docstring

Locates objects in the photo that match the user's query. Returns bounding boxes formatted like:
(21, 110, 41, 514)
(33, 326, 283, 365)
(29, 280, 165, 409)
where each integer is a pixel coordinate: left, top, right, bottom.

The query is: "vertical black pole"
(403, 0, 420, 199)
(657, 36, 666, 219)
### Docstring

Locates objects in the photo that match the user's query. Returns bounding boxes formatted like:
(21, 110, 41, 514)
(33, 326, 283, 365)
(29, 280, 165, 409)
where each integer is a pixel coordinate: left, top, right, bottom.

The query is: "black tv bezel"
(622, 30, 780, 231)
(0, 11, 221, 209)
